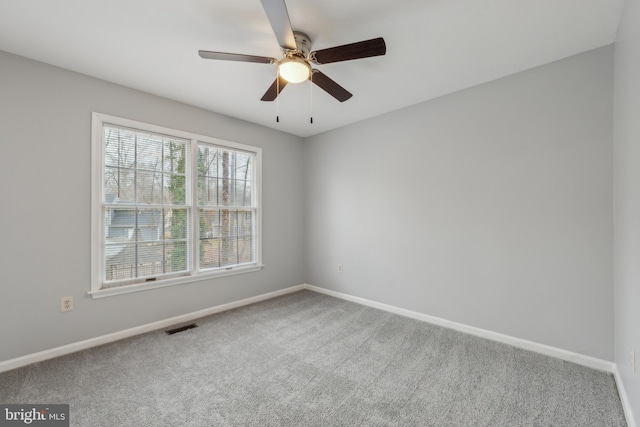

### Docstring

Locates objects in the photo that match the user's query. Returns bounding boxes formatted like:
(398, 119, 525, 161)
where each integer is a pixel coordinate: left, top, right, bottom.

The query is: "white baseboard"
(613, 366, 638, 427)
(303, 284, 615, 373)
(0, 284, 305, 373)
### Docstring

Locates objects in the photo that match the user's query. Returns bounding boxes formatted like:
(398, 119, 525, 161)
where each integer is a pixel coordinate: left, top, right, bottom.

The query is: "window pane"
(197, 177, 218, 206)
(167, 208, 188, 240)
(198, 145, 219, 177)
(136, 136, 164, 172)
(166, 241, 188, 273)
(136, 208, 163, 241)
(105, 166, 135, 203)
(104, 128, 135, 169)
(164, 140, 187, 206)
(136, 242, 166, 276)
(104, 243, 136, 283)
(165, 173, 185, 205)
(235, 152, 253, 179)
(199, 209, 254, 270)
(198, 145, 253, 207)
(136, 171, 164, 204)
(228, 236, 253, 265)
(220, 177, 235, 206)
(104, 207, 136, 243)
(103, 125, 187, 207)
(165, 141, 186, 173)
(235, 180, 252, 207)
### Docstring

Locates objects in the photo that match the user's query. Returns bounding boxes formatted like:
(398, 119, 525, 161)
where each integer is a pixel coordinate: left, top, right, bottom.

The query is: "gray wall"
(0, 45, 619, 368)
(304, 46, 614, 361)
(0, 51, 305, 362)
(614, 0, 640, 420)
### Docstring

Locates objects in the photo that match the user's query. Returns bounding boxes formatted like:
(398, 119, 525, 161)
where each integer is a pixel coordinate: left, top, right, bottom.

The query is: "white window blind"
(197, 145, 256, 270)
(101, 125, 190, 288)
(91, 113, 262, 297)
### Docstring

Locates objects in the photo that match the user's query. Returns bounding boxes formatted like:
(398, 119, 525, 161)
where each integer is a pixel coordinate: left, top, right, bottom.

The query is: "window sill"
(88, 264, 265, 299)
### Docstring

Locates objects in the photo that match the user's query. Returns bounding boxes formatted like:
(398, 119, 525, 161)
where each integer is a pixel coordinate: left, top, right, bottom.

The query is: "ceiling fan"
(198, 0, 386, 103)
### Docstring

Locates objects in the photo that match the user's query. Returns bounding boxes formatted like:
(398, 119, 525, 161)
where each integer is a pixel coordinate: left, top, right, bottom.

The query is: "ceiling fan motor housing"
(292, 31, 312, 58)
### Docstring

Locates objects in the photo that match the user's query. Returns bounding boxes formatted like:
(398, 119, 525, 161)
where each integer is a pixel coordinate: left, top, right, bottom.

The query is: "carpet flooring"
(0, 290, 627, 426)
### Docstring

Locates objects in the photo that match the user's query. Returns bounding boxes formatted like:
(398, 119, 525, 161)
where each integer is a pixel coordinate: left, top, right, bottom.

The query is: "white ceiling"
(0, 0, 625, 137)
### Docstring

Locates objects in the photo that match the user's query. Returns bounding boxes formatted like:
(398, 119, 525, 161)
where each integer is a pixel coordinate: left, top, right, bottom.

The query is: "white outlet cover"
(61, 296, 74, 312)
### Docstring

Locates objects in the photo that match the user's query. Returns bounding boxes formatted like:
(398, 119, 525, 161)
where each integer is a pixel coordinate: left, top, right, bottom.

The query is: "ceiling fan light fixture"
(278, 56, 310, 83)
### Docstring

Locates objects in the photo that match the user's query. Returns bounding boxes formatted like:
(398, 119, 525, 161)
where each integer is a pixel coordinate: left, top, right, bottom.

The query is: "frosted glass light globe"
(278, 57, 311, 83)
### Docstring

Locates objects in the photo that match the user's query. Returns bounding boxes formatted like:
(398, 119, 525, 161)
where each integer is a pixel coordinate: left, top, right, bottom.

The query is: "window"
(91, 113, 262, 297)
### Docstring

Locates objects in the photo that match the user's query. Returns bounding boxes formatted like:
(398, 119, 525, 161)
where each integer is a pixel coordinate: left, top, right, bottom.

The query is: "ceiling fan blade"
(198, 50, 276, 64)
(311, 70, 352, 102)
(310, 37, 386, 65)
(260, 0, 297, 51)
(261, 76, 289, 101)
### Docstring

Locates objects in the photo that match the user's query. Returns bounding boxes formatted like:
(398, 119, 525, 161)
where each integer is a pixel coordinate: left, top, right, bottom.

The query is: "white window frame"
(91, 113, 263, 298)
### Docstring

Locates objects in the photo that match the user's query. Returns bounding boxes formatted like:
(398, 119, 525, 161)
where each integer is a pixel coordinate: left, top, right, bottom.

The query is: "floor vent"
(165, 323, 198, 335)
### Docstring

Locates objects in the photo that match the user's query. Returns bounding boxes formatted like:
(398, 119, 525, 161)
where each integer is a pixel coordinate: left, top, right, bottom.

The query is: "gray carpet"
(0, 290, 627, 426)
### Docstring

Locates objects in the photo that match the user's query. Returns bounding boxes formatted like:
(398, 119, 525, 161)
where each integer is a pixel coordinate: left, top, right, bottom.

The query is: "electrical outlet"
(632, 347, 636, 373)
(61, 296, 74, 313)
(338, 264, 343, 273)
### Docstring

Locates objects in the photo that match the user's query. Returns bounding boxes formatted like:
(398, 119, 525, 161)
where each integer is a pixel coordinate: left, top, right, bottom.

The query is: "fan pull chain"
(276, 73, 280, 123)
(309, 71, 314, 124)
